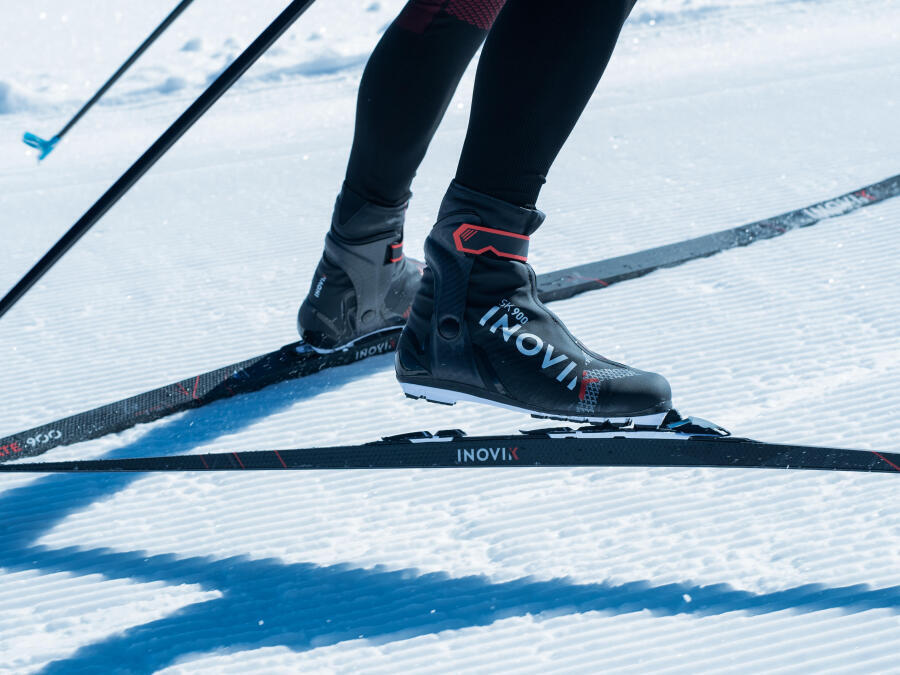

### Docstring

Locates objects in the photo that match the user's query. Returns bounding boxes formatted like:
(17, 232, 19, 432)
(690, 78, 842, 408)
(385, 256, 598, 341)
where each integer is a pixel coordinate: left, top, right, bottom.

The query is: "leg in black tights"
(299, 1, 508, 348)
(456, 0, 636, 208)
(341, 0, 506, 220)
(395, 0, 672, 421)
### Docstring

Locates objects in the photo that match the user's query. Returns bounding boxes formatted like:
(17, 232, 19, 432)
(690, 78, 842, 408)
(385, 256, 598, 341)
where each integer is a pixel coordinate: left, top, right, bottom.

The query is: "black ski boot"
(395, 181, 672, 422)
(298, 186, 424, 352)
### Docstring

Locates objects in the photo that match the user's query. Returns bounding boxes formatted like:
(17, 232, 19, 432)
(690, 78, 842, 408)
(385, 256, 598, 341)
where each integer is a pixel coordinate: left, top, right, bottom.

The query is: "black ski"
(2, 413, 897, 474)
(0, 334, 399, 463)
(538, 173, 900, 301)
(2, 173, 898, 464)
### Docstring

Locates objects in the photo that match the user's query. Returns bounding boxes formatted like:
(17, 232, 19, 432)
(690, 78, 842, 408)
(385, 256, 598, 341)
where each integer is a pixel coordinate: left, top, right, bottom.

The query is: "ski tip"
(23, 132, 59, 161)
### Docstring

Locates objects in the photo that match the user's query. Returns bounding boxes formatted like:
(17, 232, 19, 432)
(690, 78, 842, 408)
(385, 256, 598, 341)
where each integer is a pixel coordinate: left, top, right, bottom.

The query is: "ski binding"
(379, 409, 730, 444)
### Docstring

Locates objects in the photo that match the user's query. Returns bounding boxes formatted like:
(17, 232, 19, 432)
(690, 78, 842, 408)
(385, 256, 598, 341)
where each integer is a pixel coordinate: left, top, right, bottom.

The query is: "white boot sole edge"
(401, 382, 669, 426)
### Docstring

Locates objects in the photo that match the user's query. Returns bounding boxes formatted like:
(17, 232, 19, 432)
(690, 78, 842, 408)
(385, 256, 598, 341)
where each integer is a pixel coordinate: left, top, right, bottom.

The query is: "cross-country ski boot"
(395, 181, 672, 422)
(299, 185, 424, 352)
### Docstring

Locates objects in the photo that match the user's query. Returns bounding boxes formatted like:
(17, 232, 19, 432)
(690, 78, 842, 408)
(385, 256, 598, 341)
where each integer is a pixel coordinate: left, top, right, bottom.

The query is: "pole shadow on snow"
(2, 545, 896, 674)
(1, 357, 899, 671)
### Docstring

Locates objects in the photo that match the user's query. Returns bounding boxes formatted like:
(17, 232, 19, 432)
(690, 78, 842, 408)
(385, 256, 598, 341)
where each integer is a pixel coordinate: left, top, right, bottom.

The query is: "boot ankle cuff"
(330, 186, 408, 243)
(439, 181, 545, 236)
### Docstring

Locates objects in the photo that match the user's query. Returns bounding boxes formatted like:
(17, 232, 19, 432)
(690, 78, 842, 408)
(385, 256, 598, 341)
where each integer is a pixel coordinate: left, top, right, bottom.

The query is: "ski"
(538, 173, 900, 302)
(1, 412, 897, 474)
(2, 173, 898, 464)
(0, 334, 399, 463)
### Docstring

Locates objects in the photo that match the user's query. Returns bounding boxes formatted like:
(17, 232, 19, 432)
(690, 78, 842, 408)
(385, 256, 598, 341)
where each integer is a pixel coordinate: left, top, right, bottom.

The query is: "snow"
(2, 0, 900, 671)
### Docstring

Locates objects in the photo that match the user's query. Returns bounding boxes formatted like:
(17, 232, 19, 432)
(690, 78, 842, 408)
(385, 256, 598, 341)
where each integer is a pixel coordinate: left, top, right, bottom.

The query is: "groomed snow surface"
(2, 0, 899, 672)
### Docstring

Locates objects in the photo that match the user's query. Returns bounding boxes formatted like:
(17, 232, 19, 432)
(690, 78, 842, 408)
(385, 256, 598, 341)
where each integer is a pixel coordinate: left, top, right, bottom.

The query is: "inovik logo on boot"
(313, 275, 327, 298)
(478, 303, 579, 392)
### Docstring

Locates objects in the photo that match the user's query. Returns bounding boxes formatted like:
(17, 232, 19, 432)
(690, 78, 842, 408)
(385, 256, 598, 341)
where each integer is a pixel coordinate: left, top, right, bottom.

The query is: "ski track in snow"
(2, 0, 900, 672)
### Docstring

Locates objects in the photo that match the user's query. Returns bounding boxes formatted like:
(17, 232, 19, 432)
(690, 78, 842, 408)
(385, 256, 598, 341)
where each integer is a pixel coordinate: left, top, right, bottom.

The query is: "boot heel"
(401, 383, 459, 406)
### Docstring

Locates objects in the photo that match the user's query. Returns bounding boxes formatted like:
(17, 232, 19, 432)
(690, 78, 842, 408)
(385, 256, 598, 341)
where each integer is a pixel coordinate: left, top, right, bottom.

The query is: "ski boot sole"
(400, 382, 670, 426)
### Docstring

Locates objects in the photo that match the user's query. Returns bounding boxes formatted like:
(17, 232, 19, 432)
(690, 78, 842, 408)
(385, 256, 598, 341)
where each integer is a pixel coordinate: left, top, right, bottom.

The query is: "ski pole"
(23, 0, 198, 161)
(1, 0, 318, 321)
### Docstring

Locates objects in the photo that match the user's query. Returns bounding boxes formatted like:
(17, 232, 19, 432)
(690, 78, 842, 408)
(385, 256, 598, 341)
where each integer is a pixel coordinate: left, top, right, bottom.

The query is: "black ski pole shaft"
(23, 0, 197, 160)
(2, 0, 318, 321)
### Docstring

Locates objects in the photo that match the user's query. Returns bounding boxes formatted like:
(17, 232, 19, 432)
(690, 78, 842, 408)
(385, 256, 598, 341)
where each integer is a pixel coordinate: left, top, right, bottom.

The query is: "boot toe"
(625, 369, 672, 414)
(594, 368, 671, 416)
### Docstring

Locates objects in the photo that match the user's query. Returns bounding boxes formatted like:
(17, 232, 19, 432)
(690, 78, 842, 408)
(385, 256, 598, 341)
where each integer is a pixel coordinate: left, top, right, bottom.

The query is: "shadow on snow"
(15, 548, 900, 674)
(1, 352, 392, 550)
(0, 355, 897, 672)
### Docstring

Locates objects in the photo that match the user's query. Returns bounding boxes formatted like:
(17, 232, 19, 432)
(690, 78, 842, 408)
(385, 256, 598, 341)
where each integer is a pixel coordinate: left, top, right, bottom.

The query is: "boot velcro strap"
(452, 224, 529, 261)
(385, 240, 404, 264)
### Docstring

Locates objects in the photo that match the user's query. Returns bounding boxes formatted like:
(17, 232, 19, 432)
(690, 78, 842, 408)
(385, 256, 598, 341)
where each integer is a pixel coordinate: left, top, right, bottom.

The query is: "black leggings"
(343, 0, 634, 214)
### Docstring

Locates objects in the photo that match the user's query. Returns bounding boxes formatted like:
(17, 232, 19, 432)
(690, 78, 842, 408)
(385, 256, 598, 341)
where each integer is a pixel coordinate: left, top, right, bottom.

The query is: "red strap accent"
(452, 224, 529, 261)
(386, 241, 404, 264)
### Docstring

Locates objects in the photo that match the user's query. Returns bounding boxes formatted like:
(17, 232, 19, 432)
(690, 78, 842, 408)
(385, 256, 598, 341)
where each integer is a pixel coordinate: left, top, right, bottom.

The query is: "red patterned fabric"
(396, 0, 443, 33)
(445, 0, 506, 30)
(397, 0, 506, 33)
